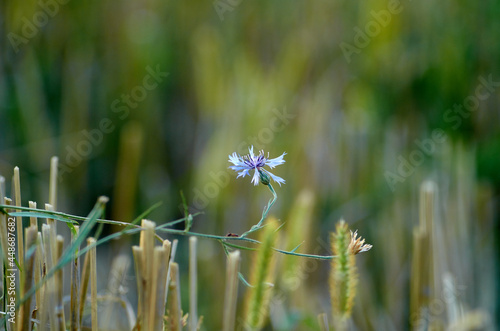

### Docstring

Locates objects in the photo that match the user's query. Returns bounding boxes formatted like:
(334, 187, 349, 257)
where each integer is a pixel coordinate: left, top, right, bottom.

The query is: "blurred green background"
(1, 0, 499, 329)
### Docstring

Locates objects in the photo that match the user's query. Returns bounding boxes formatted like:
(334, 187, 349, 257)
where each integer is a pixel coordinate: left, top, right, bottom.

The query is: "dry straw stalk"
(41, 223, 57, 330)
(79, 237, 93, 327)
(18, 225, 37, 331)
(140, 219, 156, 329)
(168, 262, 183, 331)
(70, 225, 80, 331)
(34, 232, 43, 318)
(317, 313, 329, 331)
(55, 235, 66, 330)
(222, 250, 241, 331)
(13, 167, 23, 269)
(132, 245, 145, 328)
(89, 237, 98, 331)
(49, 156, 58, 210)
(189, 236, 198, 331)
(410, 181, 437, 329)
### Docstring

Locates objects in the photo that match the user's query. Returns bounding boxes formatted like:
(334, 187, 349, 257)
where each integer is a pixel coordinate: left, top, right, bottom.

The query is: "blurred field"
(1, 0, 499, 329)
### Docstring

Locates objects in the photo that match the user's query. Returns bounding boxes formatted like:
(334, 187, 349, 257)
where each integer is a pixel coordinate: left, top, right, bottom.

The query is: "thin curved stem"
(240, 184, 277, 238)
(157, 228, 335, 260)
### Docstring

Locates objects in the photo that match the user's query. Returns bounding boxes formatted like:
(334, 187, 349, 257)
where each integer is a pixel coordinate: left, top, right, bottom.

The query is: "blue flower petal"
(228, 153, 244, 166)
(262, 169, 286, 186)
(237, 169, 250, 178)
(265, 152, 286, 169)
(248, 146, 255, 159)
(229, 165, 248, 172)
(251, 169, 260, 185)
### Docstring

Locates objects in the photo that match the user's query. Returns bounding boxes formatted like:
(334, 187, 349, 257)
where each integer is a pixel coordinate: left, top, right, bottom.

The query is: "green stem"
(159, 229, 335, 260)
(240, 184, 277, 238)
(0, 203, 335, 260)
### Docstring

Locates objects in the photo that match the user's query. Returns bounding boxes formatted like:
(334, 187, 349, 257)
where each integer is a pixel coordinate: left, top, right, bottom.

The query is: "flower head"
(228, 146, 286, 186)
(348, 230, 372, 255)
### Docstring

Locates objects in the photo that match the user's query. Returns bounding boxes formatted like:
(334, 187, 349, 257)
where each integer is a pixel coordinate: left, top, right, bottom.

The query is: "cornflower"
(228, 146, 286, 186)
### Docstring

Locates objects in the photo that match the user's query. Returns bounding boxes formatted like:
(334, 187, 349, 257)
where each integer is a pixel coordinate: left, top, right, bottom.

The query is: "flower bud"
(259, 170, 270, 185)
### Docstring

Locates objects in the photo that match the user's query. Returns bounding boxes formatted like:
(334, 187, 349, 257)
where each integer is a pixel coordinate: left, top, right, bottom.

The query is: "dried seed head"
(348, 230, 372, 255)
